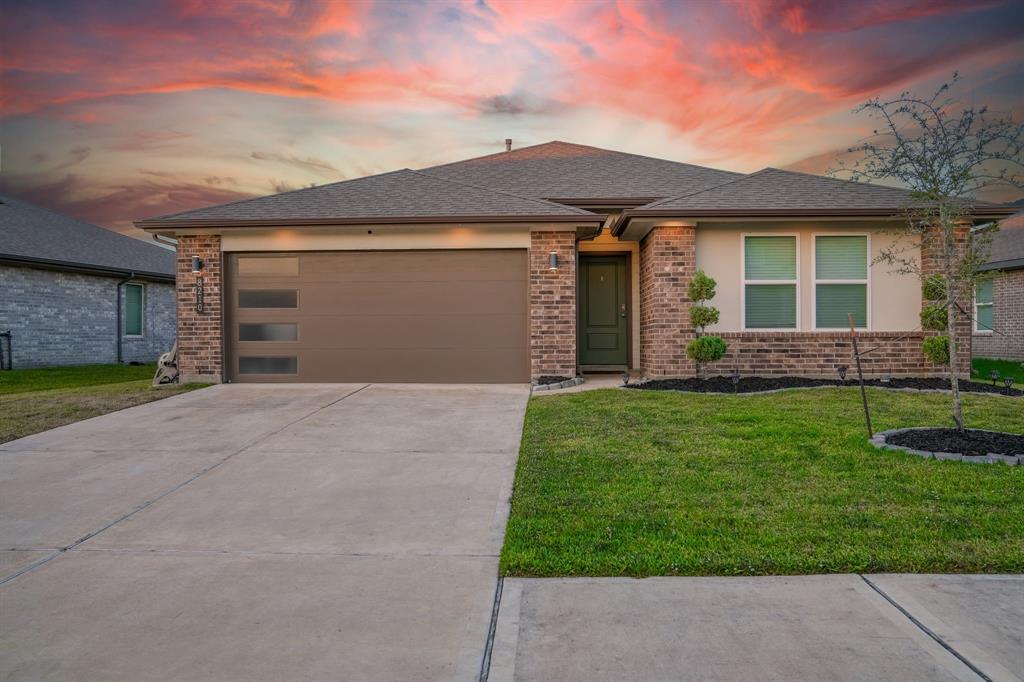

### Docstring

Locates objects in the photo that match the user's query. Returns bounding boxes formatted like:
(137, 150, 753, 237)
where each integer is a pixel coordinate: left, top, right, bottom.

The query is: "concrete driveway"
(1, 383, 529, 681)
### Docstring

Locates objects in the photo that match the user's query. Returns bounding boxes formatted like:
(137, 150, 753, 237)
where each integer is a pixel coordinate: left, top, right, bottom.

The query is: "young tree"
(837, 74, 1023, 431)
(686, 270, 727, 377)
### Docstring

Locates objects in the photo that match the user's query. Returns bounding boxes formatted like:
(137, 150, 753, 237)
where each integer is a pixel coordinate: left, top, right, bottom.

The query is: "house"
(0, 195, 176, 369)
(135, 141, 1016, 384)
(974, 211, 1024, 361)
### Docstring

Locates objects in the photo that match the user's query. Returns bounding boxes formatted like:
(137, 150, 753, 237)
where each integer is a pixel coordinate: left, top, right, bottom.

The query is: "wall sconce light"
(191, 256, 204, 274)
(549, 251, 558, 270)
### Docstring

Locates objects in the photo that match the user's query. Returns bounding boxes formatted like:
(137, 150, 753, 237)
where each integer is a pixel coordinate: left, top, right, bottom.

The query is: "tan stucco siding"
(220, 225, 533, 252)
(695, 223, 921, 332)
(579, 226, 641, 368)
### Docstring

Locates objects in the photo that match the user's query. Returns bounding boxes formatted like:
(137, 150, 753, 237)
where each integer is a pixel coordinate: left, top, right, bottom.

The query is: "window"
(238, 356, 298, 374)
(815, 235, 868, 329)
(124, 283, 144, 336)
(975, 280, 994, 332)
(743, 235, 798, 329)
(238, 290, 298, 308)
(238, 257, 299, 277)
(239, 323, 298, 342)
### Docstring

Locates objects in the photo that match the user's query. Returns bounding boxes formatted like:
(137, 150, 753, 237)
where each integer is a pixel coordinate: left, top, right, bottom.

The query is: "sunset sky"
(1, 0, 1022, 237)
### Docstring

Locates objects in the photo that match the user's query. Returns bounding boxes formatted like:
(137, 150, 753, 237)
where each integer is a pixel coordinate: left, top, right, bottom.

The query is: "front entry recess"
(579, 254, 628, 367)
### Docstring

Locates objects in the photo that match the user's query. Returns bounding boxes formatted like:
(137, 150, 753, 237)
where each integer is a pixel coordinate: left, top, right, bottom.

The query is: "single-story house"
(0, 194, 176, 369)
(974, 211, 1024, 361)
(135, 141, 1016, 384)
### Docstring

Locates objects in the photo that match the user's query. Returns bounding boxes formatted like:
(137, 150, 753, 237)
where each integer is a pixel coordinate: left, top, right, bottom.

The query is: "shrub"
(687, 270, 717, 302)
(690, 305, 720, 330)
(922, 274, 946, 301)
(920, 304, 948, 331)
(687, 336, 728, 364)
(923, 335, 950, 365)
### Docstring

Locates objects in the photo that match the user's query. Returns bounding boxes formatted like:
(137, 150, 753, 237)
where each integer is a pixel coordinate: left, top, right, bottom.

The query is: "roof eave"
(0, 254, 175, 281)
(136, 214, 606, 231)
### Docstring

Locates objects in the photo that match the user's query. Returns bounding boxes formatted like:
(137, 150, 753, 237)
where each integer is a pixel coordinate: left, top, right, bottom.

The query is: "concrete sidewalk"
(1, 383, 529, 682)
(489, 573, 1023, 682)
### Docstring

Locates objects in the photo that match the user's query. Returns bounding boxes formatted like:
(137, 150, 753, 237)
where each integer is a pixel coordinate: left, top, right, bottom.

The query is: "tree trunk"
(943, 240, 965, 432)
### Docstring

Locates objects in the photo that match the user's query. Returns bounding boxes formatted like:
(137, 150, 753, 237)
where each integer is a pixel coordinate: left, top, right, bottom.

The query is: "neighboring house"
(0, 195, 176, 368)
(135, 141, 1015, 384)
(974, 212, 1024, 361)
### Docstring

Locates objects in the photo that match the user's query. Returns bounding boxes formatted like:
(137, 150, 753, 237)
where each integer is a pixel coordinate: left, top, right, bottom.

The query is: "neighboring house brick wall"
(639, 225, 695, 377)
(530, 231, 576, 378)
(973, 269, 1024, 361)
(0, 264, 174, 368)
(176, 235, 224, 383)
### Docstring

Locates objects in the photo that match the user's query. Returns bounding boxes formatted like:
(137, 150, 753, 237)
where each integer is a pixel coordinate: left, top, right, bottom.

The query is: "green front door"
(579, 255, 628, 366)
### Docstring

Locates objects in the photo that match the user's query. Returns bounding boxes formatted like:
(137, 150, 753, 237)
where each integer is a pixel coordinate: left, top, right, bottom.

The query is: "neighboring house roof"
(138, 168, 603, 229)
(980, 211, 1024, 271)
(614, 167, 1018, 234)
(419, 141, 744, 203)
(0, 194, 175, 280)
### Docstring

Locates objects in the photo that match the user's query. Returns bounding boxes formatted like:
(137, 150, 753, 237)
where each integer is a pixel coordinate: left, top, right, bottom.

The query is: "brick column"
(530, 231, 576, 378)
(639, 225, 696, 377)
(176, 235, 223, 383)
(921, 224, 971, 375)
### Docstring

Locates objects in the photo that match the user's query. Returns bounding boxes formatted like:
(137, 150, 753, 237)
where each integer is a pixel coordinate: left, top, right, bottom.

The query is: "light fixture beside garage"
(549, 251, 558, 270)
(191, 256, 204, 274)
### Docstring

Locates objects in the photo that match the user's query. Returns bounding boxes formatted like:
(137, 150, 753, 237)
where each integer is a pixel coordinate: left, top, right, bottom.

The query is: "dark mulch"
(627, 376, 1023, 396)
(536, 375, 572, 386)
(887, 428, 1024, 456)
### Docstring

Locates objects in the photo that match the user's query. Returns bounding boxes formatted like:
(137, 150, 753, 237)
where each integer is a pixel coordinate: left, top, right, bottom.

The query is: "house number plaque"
(196, 276, 205, 313)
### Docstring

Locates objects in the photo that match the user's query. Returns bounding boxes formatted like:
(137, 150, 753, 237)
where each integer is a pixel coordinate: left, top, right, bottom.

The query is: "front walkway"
(1, 383, 529, 681)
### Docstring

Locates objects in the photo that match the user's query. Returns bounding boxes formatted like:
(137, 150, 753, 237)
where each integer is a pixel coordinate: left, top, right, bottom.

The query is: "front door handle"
(620, 303, 627, 318)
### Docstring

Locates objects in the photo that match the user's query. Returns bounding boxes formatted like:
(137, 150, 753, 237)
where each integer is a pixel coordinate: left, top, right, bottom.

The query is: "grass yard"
(0, 364, 207, 443)
(972, 357, 1024, 385)
(501, 387, 1024, 577)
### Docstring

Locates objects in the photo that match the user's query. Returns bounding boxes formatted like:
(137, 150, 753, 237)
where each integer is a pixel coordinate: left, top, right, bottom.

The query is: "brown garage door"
(225, 250, 528, 383)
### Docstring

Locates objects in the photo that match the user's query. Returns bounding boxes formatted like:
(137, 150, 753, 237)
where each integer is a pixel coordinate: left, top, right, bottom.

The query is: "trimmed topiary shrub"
(687, 269, 727, 375)
(689, 305, 720, 329)
(920, 304, 948, 332)
(923, 335, 950, 365)
(686, 336, 727, 364)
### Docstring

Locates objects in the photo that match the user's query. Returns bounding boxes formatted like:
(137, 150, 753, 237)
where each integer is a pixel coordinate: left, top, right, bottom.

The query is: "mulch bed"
(626, 376, 1023, 396)
(535, 375, 572, 386)
(886, 428, 1024, 456)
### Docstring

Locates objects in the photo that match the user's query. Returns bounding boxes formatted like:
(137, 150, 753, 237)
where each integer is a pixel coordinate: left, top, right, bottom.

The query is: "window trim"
(811, 232, 871, 331)
(740, 232, 801, 331)
(974, 280, 994, 334)
(123, 282, 145, 338)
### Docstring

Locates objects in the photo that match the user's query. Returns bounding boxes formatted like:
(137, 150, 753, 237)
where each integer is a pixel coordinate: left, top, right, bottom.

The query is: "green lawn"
(0, 364, 207, 443)
(501, 387, 1024, 577)
(972, 357, 1024, 385)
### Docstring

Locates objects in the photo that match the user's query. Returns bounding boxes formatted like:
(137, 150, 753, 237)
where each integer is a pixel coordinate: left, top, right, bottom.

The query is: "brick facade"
(176, 235, 223, 383)
(530, 231, 577, 378)
(639, 226, 695, 377)
(973, 268, 1024, 361)
(920, 224, 971, 374)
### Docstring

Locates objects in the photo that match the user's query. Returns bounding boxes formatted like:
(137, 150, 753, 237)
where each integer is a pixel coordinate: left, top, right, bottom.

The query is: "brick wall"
(176, 235, 223, 383)
(712, 331, 939, 377)
(973, 268, 1024, 361)
(0, 264, 175, 368)
(530, 231, 576, 378)
(639, 226, 695, 376)
(920, 224, 971, 374)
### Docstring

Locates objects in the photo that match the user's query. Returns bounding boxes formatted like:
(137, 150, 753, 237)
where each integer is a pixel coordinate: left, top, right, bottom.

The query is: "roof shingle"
(1, 194, 175, 278)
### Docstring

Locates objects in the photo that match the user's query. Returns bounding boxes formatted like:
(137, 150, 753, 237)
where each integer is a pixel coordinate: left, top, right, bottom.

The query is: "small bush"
(690, 305, 720, 330)
(688, 270, 717, 302)
(920, 304, 948, 331)
(922, 335, 950, 365)
(922, 274, 946, 301)
(687, 335, 728, 364)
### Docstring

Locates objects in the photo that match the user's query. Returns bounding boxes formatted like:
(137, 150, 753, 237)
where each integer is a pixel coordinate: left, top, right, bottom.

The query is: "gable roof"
(981, 211, 1024, 271)
(614, 167, 1018, 234)
(0, 194, 175, 280)
(137, 168, 601, 229)
(419, 141, 744, 203)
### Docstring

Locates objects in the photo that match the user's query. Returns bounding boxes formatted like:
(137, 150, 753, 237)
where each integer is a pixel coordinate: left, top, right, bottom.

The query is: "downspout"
(115, 271, 135, 364)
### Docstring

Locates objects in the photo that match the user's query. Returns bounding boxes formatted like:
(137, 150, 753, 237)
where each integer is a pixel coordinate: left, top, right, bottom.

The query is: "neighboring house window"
(743, 235, 798, 329)
(814, 235, 869, 329)
(125, 283, 144, 337)
(975, 280, 994, 332)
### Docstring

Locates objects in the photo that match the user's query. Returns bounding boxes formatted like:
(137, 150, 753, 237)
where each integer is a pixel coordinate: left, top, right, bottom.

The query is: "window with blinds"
(815, 235, 868, 329)
(124, 283, 144, 337)
(975, 280, 994, 332)
(743, 235, 798, 329)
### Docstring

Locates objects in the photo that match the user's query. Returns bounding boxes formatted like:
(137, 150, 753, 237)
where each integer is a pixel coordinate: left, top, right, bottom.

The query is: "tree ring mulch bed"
(872, 427, 1023, 464)
(626, 376, 1022, 396)
(535, 375, 572, 386)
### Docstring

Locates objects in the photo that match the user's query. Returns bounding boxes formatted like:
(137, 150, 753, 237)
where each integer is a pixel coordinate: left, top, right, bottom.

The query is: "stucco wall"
(0, 264, 175, 368)
(694, 223, 921, 332)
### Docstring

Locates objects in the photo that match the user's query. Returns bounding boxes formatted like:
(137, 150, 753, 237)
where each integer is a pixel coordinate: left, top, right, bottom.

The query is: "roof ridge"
(144, 168, 408, 222)
(403, 168, 595, 215)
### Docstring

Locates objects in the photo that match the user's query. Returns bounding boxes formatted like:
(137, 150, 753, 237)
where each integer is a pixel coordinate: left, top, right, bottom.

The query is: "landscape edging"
(870, 427, 1021, 465)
